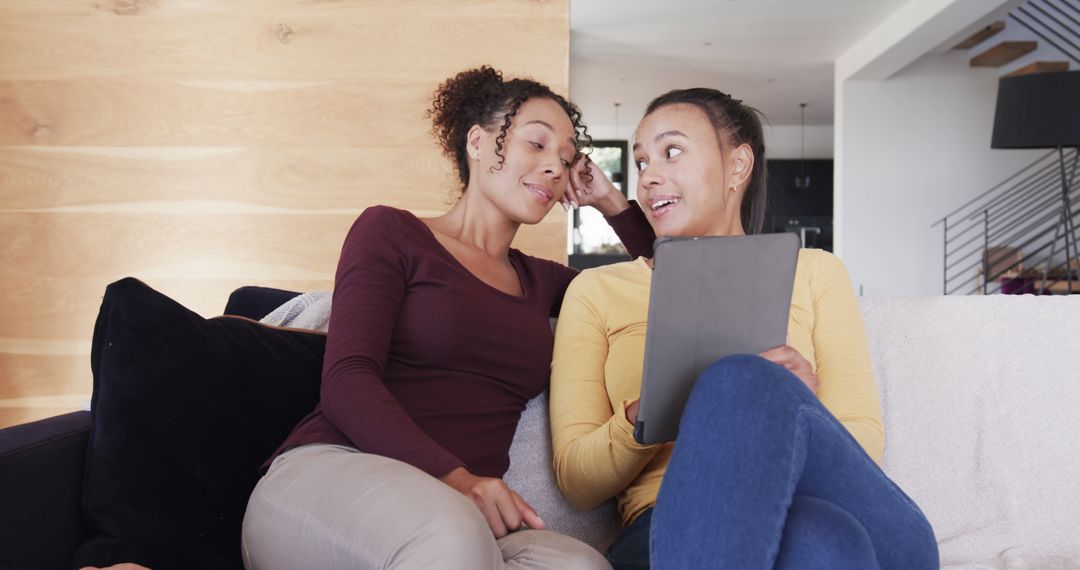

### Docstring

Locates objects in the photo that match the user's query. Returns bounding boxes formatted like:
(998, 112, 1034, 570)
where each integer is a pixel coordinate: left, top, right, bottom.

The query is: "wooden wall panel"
(0, 0, 570, 428)
(0, 80, 450, 147)
(0, 1, 566, 81)
(0, 147, 458, 209)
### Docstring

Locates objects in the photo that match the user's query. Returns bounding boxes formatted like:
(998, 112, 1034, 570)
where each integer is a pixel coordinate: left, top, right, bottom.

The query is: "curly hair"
(645, 88, 769, 235)
(428, 66, 591, 191)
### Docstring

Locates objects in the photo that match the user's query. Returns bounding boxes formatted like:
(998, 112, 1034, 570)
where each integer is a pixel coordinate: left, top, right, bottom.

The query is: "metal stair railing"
(1010, 0, 1080, 65)
(933, 147, 1080, 294)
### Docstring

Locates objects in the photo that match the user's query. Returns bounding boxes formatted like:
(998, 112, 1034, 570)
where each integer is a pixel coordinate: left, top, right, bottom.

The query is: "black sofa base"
(0, 285, 302, 570)
(0, 411, 91, 570)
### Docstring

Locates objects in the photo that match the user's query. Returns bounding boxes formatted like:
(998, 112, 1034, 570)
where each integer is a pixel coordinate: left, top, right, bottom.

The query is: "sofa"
(2, 285, 1078, 569)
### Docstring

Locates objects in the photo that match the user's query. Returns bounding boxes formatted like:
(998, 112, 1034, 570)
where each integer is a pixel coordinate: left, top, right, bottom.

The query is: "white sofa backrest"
(506, 295, 1080, 567)
(861, 296, 1080, 568)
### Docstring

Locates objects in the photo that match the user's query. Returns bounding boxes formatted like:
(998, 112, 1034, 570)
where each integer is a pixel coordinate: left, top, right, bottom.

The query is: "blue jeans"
(607, 355, 939, 570)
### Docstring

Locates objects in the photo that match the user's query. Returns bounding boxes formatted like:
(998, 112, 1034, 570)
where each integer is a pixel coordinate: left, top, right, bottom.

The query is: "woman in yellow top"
(550, 88, 938, 570)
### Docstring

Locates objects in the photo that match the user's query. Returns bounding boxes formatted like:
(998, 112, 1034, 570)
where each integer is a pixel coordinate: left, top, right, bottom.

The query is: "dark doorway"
(766, 159, 834, 252)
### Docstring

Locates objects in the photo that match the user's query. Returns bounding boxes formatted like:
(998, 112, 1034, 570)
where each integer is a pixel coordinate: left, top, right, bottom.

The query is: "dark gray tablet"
(633, 233, 800, 445)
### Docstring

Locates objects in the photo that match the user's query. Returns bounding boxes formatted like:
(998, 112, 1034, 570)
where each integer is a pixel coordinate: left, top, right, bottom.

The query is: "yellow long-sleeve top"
(549, 249, 884, 527)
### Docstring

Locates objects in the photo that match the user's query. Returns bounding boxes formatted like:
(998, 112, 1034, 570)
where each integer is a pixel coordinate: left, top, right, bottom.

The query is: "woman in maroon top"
(239, 67, 654, 570)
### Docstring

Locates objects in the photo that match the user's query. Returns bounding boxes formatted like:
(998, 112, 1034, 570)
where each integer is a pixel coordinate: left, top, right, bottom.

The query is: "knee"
(688, 354, 791, 409)
(900, 512, 940, 570)
(706, 353, 770, 375)
(701, 353, 787, 388)
(500, 530, 611, 570)
(776, 496, 878, 570)
(409, 492, 498, 559)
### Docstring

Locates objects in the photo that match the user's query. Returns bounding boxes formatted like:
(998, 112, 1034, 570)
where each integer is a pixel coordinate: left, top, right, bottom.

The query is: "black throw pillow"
(73, 278, 326, 570)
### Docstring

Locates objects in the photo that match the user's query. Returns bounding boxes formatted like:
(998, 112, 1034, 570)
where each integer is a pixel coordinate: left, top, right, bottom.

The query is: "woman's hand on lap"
(759, 345, 820, 394)
(440, 467, 545, 538)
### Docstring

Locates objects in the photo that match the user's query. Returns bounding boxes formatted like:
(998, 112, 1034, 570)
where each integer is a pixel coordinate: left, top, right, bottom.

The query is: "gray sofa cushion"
(504, 391, 621, 552)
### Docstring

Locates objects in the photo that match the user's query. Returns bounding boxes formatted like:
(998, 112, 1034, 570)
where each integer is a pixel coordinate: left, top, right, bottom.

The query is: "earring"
(730, 184, 737, 193)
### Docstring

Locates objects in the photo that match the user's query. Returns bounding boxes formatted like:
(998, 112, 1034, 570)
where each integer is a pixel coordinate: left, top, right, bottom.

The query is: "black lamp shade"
(991, 70, 1080, 149)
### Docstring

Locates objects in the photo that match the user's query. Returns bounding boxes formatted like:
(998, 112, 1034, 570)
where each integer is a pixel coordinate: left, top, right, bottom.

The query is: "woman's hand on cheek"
(562, 154, 629, 216)
(758, 345, 820, 394)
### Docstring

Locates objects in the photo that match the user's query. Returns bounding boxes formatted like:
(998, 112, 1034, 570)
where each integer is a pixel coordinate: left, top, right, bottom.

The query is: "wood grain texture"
(970, 41, 1038, 67)
(0, 353, 88, 395)
(0, 211, 565, 278)
(0, 0, 571, 428)
(0, 147, 458, 209)
(952, 21, 1005, 50)
(1004, 61, 1070, 77)
(0, 2, 567, 81)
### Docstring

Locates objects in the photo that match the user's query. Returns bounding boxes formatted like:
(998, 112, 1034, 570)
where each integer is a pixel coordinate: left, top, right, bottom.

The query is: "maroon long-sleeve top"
(274, 204, 654, 478)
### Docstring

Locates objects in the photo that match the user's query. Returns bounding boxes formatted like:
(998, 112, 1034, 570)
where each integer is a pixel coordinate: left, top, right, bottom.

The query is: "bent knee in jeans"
(776, 496, 878, 570)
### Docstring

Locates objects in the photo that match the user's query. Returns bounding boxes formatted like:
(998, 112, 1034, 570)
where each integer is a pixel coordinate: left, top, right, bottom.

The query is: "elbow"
(555, 472, 605, 512)
(840, 416, 885, 464)
(318, 357, 379, 423)
(553, 450, 607, 512)
(568, 494, 604, 513)
(318, 366, 344, 417)
(866, 418, 885, 463)
(861, 430, 885, 465)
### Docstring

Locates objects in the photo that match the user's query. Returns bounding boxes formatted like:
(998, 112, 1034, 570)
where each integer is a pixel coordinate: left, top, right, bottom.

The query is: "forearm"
(593, 191, 632, 217)
(553, 400, 662, 511)
(606, 201, 656, 259)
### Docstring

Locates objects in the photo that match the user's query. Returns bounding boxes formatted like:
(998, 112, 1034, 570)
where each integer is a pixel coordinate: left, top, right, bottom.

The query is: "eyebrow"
(632, 130, 688, 151)
(524, 120, 576, 146)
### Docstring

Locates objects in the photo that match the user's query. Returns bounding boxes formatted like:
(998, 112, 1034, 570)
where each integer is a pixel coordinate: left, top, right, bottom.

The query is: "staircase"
(934, 148, 1080, 295)
(952, 0, 1078, 76)
(933, 0, 1079, 295)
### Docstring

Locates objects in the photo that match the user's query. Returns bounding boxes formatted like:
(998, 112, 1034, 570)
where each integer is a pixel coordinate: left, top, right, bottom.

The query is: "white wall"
(765, 125, 835, 160)
(838, 49, 1045, 296)
(835, 0, 1018, 81)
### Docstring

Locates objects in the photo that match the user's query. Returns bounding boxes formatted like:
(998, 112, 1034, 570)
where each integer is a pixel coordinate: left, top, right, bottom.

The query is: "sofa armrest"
(0, 411, 91, 570)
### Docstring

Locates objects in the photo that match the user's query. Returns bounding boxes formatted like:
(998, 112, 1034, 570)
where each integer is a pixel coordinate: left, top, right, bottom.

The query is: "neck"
(435, 187, 520, 257)
(710, 215, 746, 237)
(707, 197, 747, 236)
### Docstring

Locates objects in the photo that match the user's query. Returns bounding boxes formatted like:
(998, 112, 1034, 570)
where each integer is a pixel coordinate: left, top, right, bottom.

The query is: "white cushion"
(505, 295, 1080, 568)
(863, 296, 1080, 569)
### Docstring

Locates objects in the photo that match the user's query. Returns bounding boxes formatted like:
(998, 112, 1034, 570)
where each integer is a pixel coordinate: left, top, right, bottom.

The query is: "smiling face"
(633, 103, 753, 238)
(467, 97, 578, 225)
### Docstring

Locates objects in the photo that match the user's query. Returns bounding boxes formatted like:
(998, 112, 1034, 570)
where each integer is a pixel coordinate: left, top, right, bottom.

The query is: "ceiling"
(570, 0, 911, 129)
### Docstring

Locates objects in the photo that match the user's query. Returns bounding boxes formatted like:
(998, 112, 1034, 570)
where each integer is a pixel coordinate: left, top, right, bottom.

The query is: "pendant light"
(794, 102, 811, 189)
(614, 101, 621, 138)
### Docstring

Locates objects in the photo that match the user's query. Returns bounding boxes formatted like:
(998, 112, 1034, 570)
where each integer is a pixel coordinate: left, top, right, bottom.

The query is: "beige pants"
(242, 444, 611, 570)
